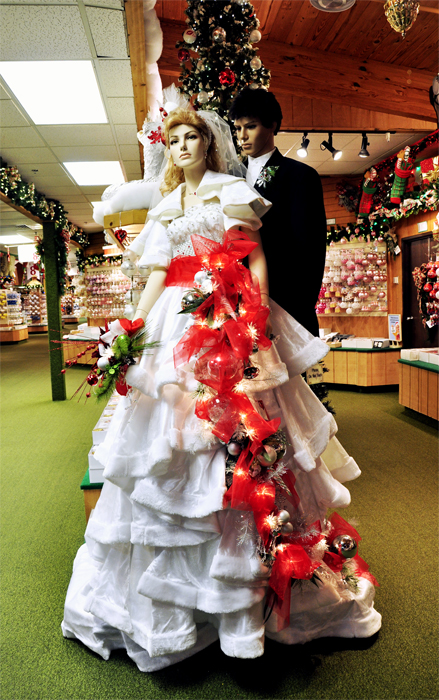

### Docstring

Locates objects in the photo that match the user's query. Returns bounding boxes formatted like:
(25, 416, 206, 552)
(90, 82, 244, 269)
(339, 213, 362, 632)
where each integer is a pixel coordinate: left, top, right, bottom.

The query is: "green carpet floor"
(1, 334, 438, 700)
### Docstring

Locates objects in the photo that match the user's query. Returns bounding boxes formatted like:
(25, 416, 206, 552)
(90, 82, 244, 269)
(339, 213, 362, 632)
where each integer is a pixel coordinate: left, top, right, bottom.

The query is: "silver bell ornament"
(331, 534, 358, 559)
(227, 441, 242, 456)
(181, 290, 204, 310)
(257, 444, 277, 467)
(212, 27, 226, 43)
(120, 260, 137, 278)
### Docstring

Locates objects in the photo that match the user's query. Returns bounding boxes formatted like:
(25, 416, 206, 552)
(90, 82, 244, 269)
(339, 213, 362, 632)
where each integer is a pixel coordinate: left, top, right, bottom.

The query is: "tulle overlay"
(62, 172, 381, 670)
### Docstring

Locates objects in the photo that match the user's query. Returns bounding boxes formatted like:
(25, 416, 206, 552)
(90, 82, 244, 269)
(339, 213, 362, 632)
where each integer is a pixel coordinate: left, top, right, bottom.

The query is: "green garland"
(328, 183, 438, 255)
(0, 161, 90, 294)
(76, 249, 123, 272)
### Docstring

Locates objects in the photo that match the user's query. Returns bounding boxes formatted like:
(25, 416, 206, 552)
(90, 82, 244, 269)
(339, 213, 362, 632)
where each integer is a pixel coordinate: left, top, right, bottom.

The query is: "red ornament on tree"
(177, 48, 190, 62)
(219, 68, 236, 86)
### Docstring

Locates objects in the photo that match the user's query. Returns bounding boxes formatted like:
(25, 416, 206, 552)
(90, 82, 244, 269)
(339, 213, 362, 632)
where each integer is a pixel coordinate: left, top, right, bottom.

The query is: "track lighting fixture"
(320, 132, 342, 160)
(297, 132, 310, 158)
(358, 132, 370, 158)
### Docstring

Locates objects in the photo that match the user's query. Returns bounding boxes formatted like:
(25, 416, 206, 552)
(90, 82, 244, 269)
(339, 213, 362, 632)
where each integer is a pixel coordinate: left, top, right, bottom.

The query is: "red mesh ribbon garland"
(327, 512, 362, 546)
(194, 339, 244, 393)
(268, 544, 321, 629)
(323, 512, 379, 587)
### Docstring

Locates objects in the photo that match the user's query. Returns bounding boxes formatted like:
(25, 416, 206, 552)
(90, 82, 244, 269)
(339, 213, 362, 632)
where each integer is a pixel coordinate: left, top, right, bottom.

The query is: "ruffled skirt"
(62, 293, 381, 670)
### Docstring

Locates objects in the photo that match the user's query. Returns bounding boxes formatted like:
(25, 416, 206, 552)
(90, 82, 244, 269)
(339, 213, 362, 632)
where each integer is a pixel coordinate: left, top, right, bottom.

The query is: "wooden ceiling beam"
(158, 22, 435, 123)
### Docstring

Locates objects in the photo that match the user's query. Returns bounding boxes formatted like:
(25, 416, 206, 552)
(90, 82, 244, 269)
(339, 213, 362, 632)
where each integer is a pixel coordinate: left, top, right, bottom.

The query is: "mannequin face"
(169, 124, 206, 171)
(233, 116, 276, 158)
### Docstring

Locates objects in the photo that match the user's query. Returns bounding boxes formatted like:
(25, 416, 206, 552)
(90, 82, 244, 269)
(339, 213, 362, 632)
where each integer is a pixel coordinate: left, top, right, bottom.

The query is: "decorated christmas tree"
(176, 0, 270, 120)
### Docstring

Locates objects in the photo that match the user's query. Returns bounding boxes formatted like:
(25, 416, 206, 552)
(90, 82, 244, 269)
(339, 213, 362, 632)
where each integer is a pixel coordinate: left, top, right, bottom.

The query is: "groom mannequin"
(230, 89, 327, 337)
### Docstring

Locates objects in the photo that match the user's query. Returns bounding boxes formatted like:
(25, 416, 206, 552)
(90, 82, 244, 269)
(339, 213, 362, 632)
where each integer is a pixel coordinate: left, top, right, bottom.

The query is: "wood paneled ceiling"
(141, 0, 438, 133)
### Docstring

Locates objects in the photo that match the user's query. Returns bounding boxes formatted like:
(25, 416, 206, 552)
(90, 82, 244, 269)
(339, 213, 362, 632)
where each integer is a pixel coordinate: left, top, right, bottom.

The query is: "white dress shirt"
(246, 149, 276, 186)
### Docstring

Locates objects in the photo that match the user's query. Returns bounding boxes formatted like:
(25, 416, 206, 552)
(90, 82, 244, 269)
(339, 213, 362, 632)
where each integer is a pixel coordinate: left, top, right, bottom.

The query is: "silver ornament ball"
(250, 56, 262, 70)
(194, 270, 208, 285)
(278, 510, 291, 524)
(227, 441, 242, 456)
(281, 522, 294, 534)
(197, 91, 209, 104)
(124, 303, 136, 320)
(332, 534, 358, 559)
(257, 444, 277, 466)
(181, 290, 204, 310)
(138, 264, 151, 277)
(120, 260, 136, 278)
(249, 29, 262, 43)
(212, 27, 226, 43)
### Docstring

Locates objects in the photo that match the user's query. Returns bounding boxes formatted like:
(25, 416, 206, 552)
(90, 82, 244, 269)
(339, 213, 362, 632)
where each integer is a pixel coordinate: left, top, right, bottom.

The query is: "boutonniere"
(255, 165, 279, 188)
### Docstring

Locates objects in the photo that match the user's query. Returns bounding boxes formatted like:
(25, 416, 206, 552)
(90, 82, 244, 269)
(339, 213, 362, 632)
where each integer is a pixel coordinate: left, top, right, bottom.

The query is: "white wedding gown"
(62, 171, 381, 671)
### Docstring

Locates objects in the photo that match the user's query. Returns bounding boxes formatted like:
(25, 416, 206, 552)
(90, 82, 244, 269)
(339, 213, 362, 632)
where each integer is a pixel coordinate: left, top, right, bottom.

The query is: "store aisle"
(1, 335, 438, 700)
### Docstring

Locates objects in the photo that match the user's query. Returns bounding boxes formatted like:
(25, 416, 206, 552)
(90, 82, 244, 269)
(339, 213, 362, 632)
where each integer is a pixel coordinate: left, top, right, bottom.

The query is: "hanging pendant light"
(384, 0, 420, 39)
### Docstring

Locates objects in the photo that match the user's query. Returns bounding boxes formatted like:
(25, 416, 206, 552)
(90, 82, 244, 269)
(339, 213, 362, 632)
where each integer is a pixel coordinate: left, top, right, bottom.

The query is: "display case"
(22, 288, 48, 332)
(0, 289, 28, 342)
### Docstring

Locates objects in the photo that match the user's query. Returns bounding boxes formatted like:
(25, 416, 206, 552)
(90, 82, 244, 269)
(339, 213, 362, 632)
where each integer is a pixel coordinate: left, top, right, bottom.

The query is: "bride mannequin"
(62, 108, 380, 672)
(130, 110, 269, 330)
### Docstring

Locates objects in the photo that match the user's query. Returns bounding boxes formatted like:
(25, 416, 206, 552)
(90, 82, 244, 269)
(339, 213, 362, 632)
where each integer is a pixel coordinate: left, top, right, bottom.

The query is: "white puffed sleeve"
(127, 219, 172, 270)
(220, 180, 271, 231)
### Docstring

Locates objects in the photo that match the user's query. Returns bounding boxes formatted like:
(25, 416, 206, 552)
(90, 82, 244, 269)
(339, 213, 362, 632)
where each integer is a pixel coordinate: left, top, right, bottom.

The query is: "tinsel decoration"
(176, 0, 270, 121)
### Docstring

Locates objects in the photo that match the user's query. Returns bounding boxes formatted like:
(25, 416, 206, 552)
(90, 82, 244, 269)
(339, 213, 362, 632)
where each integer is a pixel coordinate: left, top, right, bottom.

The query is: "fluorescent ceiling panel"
(0, 234, 33, 245)
(63, 161, 124, 186)
(0, 61, 107, 125)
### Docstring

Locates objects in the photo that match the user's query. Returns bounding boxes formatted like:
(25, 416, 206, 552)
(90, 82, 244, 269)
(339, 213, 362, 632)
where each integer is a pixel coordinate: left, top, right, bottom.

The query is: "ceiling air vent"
(309, 0, 356, 12)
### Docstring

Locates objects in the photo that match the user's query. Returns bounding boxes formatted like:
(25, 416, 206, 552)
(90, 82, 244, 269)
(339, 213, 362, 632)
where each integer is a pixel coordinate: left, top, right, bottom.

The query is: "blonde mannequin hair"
(160, 108, 222, 196)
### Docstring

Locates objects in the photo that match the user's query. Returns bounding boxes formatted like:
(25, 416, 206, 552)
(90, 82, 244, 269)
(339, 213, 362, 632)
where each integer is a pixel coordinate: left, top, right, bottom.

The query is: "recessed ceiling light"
(63, 162, 125, 186)
(0, 234, 34, 245)
(0, 61, 107, 125)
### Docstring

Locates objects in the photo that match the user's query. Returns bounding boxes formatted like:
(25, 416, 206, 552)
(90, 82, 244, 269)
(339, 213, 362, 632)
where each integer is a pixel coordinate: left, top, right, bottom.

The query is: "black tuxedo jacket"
(251, 149, 327, 337)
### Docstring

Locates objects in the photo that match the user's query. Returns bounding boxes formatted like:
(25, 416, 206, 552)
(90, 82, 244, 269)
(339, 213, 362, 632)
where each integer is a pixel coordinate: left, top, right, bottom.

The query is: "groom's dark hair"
(229, 88, 283, 135)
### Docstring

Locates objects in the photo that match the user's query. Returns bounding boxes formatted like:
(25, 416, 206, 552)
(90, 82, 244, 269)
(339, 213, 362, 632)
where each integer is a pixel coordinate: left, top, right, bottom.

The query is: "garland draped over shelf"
(0, 162, 90, 294)
(327, 183, 439, 255)
(76, 250, 123, 272)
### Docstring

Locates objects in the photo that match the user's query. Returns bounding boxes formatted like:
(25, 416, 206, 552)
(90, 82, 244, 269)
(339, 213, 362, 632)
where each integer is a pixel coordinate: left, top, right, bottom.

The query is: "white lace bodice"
(166, 202, 224, 258)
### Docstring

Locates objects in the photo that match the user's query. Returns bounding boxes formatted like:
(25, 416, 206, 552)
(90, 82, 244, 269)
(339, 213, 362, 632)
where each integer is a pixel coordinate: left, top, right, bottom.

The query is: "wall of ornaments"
(73, 264, 132, 326)
(22, 289, 48, 331)
(317, 241, 388, 318)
